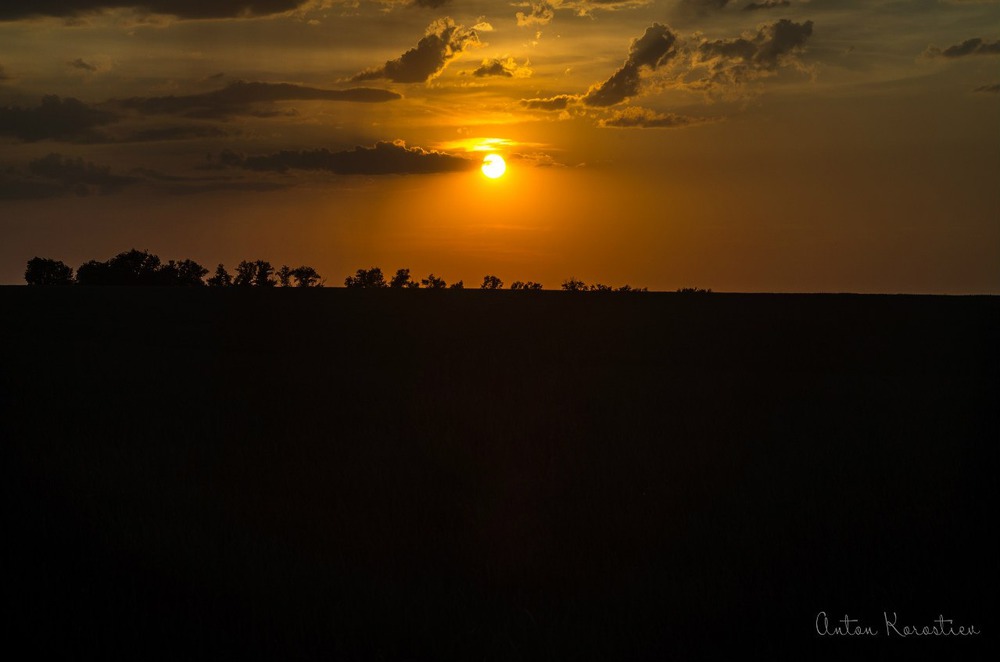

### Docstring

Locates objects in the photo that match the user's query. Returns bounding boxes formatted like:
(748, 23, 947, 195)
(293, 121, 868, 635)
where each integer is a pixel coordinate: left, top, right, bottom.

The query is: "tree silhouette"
(481, 275, 503, 289)
(76, 249, 161, 286)
(207, 264, 232, 287)
(421, 274, 447, 289)
(345, 267, 386, 288)
(234, 260, 276, 287)
(511, 281, 543, 290)
(277, 265, 293, 288)
(389, 268, 419, 288)
(561, 278, 587, 291)
(157, 259, 208, 286)
(24, 257, 74, 286)
(449, 280, 464, 289)
(290, 266, 323, 287)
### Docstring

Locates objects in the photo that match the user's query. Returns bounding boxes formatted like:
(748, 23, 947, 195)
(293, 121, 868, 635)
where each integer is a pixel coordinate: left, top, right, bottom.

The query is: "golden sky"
(1, 0, 998, 291)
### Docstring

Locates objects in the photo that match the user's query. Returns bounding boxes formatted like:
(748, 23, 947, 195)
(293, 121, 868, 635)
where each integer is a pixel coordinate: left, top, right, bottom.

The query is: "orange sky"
(1, 1, 998, 292)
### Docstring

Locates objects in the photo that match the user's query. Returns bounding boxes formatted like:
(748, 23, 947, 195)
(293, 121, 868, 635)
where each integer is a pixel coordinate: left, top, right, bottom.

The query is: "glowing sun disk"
(481, 154, 506, 179)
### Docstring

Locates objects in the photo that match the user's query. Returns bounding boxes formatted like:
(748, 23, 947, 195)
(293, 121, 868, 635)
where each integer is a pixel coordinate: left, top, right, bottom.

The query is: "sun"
(481, 154, 506, 179)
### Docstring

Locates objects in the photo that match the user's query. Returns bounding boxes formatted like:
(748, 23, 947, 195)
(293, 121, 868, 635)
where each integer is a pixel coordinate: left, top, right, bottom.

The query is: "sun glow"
(481, 154, 507, 179)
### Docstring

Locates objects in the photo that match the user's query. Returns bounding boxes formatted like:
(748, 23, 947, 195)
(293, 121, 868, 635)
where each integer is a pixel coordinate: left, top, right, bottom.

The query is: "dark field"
(2, 288, 997, 660)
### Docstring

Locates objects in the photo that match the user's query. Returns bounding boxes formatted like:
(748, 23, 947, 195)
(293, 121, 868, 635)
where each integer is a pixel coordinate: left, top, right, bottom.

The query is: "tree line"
(24, 251, 704, 293)
(24, 250, 323, 288)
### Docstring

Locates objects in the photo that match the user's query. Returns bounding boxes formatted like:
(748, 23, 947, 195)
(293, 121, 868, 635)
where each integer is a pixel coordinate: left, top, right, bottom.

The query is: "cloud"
(744, 0, 789, 9)
(519, 94, 577, 110)
(690, 18, 814, 90)
(411, 0, 449, 7)
(558, 0, 651, 15)
(227, 140, 477, 175)
(470, 57, 532, 78)
(925, 37, 1000, 58)
(679, 0, 731, 13)
(69, 58, 98, 72)
(583, 23, 679, 107)
(0, 153, 138, 199)
(597, 106, 712, 128)
(352, 18, 481, 84)
(0, 64, 9, 81)
(0, 95, 118, 142)
(114, 124, 232, 142)
(516, 2, 554, 27)
(0, 1, 310, 21)
(116, 80, 401, 119)
(973, 83, 1000, 93)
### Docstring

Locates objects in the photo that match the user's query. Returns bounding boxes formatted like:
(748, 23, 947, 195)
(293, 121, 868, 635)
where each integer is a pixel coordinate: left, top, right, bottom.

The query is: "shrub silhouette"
(422, 274, 447, 289)
(481, 275, 503, 290)
(510, 281, 543, 290)
(449, 280, 464, 289)
(561, 278, 587, 292)
(24, 257, 74, 286)
(345, 267, 387, 288)
(389, 268, 419, 288)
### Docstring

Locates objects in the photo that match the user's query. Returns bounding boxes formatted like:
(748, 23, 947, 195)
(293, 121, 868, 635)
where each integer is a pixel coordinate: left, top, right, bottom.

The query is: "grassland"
(2, 288, 996, 659)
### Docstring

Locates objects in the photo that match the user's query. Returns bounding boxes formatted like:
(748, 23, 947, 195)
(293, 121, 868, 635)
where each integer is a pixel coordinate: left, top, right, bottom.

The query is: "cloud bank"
(117, 80, 401, 119)
(227, 140, 477, 175)
(0, 1, 309, 21)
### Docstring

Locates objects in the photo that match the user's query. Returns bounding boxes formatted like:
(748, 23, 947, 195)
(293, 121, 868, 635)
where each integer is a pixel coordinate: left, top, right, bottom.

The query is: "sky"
(1, 0, 998, 292)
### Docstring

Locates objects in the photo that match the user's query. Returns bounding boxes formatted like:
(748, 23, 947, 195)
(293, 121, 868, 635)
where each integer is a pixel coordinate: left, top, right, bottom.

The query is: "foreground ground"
(2, 288, 997, 660)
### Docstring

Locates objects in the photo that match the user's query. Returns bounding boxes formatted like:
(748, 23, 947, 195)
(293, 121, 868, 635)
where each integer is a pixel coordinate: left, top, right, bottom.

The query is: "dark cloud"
(227, 140, 477, 175)
(925, 37, 1000, 58)
(974, 83, 1000, 93)
(0, 64, 9, 81)
(473, 60, 512, 77)
(0, 1, 307, 21)
(0, 153, 138, 199)
(520, 94, 576, 110)
(692, 19, 813, 89)
(679, 0, 731, 13)
(470, 57, 530, 78)
(116, 124, 232, 142)
(744, 0, 789, 10)
(411, 0, 449, 7)
(598, 106, 712, 128)
(116, 80, 401, 119)
(583, 23, 678, 107)
(69, 58, 98, 72)
(516, 2, 554, 27)
(0, 95, 117, 142)
(352, 18, 481, 84)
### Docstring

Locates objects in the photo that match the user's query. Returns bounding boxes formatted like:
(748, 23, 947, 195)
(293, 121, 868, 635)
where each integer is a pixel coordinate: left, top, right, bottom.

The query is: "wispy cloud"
(597, 106, 714, 128)
(117, 80, 401, 119)
(925, 37, 1000, 58)
(225, 140, 477, 175)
